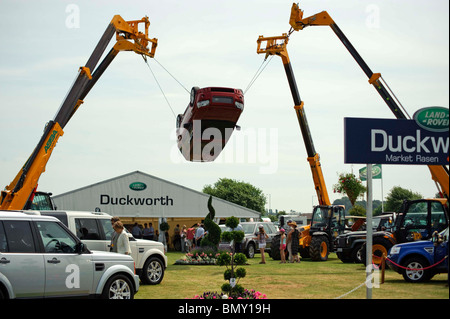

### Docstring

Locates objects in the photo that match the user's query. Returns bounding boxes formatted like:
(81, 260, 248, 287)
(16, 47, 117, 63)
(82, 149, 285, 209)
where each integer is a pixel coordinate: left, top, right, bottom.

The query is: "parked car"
(176, 86, 244, 162)
(0, 211, 139, 299)
(219, 222, 278, 258)
(336, 213, 395, 263)
(28, 210, 167, 285)
(386, 227, 448, 283)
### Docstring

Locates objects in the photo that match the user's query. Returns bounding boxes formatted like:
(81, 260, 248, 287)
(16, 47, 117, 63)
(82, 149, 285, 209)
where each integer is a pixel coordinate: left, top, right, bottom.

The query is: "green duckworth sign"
(344, 107, 449, 165)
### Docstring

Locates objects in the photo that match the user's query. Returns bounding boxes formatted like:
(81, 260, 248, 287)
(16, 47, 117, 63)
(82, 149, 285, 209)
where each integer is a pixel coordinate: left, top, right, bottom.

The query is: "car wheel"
(102, 274, 134, 299)
(0, 286, 7, 299)
(141, 256, 164, 285)
(402, 256, 432, 283)
(246, 243, 256, 259)
(352, 244, 363, 263)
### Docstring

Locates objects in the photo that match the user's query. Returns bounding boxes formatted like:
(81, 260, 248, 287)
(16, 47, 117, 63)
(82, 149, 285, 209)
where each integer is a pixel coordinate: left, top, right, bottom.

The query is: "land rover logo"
(129, 182, 147, 191)
(413, 107, 449, 132)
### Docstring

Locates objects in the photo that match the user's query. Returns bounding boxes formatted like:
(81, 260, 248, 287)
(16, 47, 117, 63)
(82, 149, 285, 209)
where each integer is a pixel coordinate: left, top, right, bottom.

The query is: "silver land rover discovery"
(0, 211, 139, 299)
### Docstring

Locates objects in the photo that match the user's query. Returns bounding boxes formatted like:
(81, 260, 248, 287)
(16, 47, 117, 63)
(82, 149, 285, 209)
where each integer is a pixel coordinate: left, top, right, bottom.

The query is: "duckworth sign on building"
(344, 107, 449, 165)
(52, 171, 261, 219)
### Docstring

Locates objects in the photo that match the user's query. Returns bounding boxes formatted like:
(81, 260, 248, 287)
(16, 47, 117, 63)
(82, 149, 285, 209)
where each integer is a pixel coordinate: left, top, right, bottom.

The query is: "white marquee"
(52, 171, 261, 219)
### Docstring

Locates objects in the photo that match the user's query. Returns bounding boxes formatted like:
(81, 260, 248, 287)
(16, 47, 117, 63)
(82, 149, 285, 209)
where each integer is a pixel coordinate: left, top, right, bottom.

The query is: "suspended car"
(176, 86, 244, 162)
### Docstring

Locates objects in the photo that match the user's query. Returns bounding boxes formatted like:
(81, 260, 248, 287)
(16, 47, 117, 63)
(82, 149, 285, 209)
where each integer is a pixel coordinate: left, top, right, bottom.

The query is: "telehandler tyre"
(309, 235, 329, 261)
(361, 237, 393, 266)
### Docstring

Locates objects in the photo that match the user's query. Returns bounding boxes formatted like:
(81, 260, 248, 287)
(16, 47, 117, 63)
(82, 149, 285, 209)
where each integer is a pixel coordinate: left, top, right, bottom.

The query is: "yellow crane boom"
(288, 3, 449, 201)
(1, 15, 157, 210)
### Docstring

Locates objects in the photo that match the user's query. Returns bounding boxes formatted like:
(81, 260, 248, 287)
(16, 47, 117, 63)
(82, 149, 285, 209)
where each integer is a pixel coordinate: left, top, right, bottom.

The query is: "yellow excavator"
(1, 15, 157, 211)
(258, 3, 448, 261)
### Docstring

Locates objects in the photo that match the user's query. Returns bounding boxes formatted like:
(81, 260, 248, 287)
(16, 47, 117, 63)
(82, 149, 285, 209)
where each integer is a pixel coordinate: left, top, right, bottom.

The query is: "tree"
(333, 197, 383, 216)
(384, 186, 422, 212)
(333, 173, 367, 207)
(203, 178, 266, 213)
(348, 205, 366, 216)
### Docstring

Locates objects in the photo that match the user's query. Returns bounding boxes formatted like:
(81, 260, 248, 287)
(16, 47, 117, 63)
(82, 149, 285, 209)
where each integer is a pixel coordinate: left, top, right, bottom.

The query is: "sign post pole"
(366, 164, 373, 299)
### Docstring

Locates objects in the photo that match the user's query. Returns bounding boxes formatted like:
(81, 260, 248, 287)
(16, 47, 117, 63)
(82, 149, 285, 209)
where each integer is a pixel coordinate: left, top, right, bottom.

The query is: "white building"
(53, 171, 260, 233)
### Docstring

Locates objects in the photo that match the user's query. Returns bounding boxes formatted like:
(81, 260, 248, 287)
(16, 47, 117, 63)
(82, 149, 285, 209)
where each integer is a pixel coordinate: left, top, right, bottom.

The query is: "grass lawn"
(135, 251, 449, 299)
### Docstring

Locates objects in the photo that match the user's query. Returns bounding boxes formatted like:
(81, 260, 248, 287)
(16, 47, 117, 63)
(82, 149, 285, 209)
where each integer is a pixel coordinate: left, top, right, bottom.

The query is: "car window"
(312, 207, 330, 226)
(403, 202, 428, 229)
(431, 202, 447, 233)
(3, 220, 36, 253)
(242, 224, 256, 234)
(75, 218, 101, 240)
(31, 193, 54, 210)
(36, 221, 78, 253)
(264, 223, 276, 234)
(0, 222, 7, 252)
(98, 218, 114, 241)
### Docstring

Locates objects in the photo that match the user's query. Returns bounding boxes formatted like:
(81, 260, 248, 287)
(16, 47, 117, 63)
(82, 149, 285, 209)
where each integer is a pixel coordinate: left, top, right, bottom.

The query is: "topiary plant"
(218, 216, 247, 297)
(200, 196, 222, 249)
(159, 221, 169, 232)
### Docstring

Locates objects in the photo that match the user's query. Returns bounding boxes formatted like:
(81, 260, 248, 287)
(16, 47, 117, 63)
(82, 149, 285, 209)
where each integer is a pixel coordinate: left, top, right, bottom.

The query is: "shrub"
(233, 253, 247, 265)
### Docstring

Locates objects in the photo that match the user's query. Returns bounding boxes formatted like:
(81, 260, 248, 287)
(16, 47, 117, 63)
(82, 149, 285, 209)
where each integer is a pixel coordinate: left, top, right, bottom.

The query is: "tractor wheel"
(271, 234, 281, 260)
(309, 235, 329, 261)
(361, 237, 393, 266)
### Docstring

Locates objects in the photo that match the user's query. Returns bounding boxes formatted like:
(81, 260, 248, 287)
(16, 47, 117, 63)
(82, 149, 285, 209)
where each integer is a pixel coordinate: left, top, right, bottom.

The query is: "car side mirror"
(126, 233, 136, 241)
(76, 242, 87, 254)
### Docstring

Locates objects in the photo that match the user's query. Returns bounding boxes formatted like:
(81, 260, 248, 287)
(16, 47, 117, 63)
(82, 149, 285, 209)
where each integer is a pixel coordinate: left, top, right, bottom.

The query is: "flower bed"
(174, 249, 221, 265)
(191, 289, 267, 299)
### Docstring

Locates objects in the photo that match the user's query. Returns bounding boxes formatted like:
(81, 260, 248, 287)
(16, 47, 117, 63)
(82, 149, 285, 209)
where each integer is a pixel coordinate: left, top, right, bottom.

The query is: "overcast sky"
(0, 0, 448, 215)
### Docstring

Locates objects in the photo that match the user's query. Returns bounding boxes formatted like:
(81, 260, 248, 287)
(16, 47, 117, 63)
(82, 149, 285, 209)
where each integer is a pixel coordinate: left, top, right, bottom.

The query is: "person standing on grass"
(286, 219, 294, 263)
(180, 225, 187, 253)
(279, 228, 287, 264)
(110, 216, 121, 252)
(113, 221, 132, 255)
(195, 223, 205, 247)
(132, 222, 142, 239)
(142, 223, 151, 240)
(288, 221, 300, 263)
(255, 224, 269, 264)
(186, 226, 195, 251)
